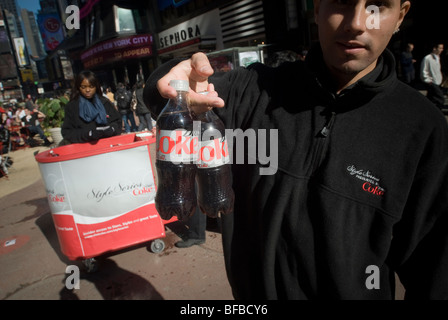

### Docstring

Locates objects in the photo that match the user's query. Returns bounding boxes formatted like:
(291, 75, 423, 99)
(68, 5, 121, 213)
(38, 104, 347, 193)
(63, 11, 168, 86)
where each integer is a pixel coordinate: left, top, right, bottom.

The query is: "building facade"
(48, 0, 444, 95)
(68, 0, 313, 90)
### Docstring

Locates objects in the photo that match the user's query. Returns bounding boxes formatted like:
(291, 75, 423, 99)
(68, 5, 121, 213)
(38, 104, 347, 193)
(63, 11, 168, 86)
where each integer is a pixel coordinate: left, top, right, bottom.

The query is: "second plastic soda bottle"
(193, 98, 234, 218)
(155, 80, 198, 221)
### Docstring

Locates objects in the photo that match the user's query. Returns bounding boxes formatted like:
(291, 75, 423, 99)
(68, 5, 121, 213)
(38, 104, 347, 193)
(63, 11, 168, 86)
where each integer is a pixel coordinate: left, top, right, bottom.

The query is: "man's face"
(314, 0, 410, 80)
(434, 44, 444, 56)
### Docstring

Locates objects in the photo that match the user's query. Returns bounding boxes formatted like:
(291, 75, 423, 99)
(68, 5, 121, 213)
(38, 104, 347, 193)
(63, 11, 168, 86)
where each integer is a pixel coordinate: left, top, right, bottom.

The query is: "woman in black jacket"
(61, 70, 122, 144)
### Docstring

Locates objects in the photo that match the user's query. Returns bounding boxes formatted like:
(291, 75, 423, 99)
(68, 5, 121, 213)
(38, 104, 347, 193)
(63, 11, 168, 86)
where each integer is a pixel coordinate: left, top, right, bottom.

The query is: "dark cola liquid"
(155, 161, 196, 221)
(196, 164, 234, 218)
(195, 116, 235, 218)
(155, 109, 197, 221)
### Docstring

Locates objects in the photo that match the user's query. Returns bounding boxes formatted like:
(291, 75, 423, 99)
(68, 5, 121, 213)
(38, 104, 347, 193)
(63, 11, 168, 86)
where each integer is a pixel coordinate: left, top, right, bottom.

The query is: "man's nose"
(344, 4, 368, 34)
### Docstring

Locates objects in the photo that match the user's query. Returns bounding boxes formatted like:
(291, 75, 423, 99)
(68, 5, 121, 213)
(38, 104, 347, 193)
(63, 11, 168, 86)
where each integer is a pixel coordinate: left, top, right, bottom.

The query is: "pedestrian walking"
(116, 82, 138, 133)
(421, 43, 445, 109)
(134, 81, 154, 133)
(400, 43, 416, 85)
(146, 0, 448, 300)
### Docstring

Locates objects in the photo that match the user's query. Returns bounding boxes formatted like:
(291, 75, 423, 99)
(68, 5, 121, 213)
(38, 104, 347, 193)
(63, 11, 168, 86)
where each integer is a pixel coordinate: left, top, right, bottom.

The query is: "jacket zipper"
(312, 111, 336, 174)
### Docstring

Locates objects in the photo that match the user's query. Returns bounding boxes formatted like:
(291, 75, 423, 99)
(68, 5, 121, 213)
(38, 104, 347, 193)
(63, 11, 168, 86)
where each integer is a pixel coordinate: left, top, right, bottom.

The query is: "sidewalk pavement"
(0, 145, 233, 300)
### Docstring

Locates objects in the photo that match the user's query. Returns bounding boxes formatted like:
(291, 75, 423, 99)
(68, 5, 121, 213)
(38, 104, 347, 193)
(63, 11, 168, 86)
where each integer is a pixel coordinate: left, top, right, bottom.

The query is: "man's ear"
(313, 0, 321, 25)
(396, 1, 411, 30)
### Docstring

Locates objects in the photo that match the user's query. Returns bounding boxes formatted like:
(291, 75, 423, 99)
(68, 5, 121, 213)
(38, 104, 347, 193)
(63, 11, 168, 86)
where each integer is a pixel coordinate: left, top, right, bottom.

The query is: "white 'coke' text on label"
(197, 138, 231, 168)
(157, 129, 198, 163)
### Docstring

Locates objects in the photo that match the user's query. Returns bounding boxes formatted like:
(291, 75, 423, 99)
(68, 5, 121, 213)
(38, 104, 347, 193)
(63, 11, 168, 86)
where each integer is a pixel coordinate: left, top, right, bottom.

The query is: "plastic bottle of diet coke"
(193, 93, 234, 218)
(155, 80, 197, 221)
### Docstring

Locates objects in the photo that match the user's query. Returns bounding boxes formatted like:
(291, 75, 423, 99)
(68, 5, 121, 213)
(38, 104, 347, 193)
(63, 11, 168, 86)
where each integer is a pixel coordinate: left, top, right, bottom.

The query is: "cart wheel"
(82, 258, 98, 273)
(150, 239, 165, 253)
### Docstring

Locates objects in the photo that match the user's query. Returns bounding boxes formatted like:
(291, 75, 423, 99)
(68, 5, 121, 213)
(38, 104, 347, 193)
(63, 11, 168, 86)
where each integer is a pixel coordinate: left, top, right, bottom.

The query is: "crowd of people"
(0, 80, 157, 151)
(0, 78, 156, 178)
(0, 94, 52, 152)
(399, 42, 447, 110)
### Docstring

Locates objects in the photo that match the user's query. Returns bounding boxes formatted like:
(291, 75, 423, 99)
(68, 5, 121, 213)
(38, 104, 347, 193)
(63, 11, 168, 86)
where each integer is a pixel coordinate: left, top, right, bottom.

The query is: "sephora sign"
(157, 9, 222, 54)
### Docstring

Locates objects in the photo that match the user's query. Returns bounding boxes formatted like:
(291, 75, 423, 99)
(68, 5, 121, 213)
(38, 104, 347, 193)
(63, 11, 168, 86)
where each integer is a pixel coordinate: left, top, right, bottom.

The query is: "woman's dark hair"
(71, 70, 102, 100)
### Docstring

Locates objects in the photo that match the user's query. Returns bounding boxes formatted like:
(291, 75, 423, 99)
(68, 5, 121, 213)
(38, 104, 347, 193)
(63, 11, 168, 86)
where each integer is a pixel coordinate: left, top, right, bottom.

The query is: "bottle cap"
(169, 80, 189, 92)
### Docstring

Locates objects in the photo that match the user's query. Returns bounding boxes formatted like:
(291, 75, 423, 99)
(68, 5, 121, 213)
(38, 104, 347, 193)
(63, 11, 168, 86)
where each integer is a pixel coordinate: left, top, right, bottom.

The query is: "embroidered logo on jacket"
(347, 165, 386, 197)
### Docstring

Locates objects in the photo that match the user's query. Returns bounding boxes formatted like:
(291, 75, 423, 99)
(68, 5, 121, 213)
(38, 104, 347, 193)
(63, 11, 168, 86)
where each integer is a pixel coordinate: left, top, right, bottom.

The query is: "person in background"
(420, 43, 445, 109)
(175, 206, 206, 248)
(105, 87, 115, 106)
(147, 0, 448, 300)
(0, 110, 11, 153)
(134, 81, 154, 134)
(24, 94, 36, 111)
(115, 82, 138, 133)
(61, 70, 122, 144)
(15, 106, 25, 126)
(21, 108, 52, 147)
(400, 43, 416, 85)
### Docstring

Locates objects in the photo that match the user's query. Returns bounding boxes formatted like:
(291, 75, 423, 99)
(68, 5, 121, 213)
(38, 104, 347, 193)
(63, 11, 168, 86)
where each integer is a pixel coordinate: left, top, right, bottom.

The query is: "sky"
(17, 0, 41, 14)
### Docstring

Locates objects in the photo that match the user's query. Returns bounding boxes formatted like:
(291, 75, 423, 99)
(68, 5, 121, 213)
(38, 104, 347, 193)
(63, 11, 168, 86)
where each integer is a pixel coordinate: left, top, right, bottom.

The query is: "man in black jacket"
(145, 0, 448, 299)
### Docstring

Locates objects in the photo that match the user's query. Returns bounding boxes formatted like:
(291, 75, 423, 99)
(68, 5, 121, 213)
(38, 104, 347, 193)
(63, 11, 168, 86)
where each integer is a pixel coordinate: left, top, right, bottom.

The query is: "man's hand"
(157, 52, 225, 114)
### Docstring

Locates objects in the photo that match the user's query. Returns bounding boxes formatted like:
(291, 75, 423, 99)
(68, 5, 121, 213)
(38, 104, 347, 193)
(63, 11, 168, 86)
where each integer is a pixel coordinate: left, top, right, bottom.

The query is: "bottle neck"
(176, 90, 188, 105)
(165, 90, 189, 113)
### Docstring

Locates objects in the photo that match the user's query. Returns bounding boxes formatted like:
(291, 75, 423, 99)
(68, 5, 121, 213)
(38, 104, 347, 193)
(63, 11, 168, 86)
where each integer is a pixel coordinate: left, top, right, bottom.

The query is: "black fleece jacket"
(62, 95, 122, 144)
(145, 46, 448, 300)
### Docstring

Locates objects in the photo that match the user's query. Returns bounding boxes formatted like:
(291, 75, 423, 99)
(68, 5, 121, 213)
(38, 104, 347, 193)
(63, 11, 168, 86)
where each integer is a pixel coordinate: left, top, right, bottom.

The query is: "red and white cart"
(35, 133, 175, 272)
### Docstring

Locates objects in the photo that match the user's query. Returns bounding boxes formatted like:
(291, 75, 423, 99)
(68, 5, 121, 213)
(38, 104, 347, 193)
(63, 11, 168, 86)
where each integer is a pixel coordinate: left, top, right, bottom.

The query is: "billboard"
(13, 37, 28, 66)
(37, 13, 65, 51)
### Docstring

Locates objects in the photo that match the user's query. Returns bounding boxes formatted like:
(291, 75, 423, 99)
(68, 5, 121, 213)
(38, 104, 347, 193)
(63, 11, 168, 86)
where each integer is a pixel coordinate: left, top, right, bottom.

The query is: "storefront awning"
(81, 34, 154, 69)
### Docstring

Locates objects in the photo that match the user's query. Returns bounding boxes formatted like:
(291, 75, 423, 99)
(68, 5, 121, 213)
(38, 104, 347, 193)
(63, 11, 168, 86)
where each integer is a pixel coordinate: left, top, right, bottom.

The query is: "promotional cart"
(35, 133, 175, 271)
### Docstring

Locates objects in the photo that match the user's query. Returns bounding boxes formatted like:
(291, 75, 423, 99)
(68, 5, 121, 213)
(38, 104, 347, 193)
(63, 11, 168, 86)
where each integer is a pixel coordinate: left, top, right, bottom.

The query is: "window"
(116, 7, 136, 32)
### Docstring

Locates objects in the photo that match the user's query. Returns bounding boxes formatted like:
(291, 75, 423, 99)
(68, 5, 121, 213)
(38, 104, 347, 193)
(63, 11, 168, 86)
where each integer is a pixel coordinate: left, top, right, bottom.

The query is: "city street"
(0, 144, 233, 300)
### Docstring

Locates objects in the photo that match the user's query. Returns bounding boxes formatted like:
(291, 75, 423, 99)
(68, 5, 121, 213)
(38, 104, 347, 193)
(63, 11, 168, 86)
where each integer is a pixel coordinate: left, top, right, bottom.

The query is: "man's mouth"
(337, 41, 367, 54)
